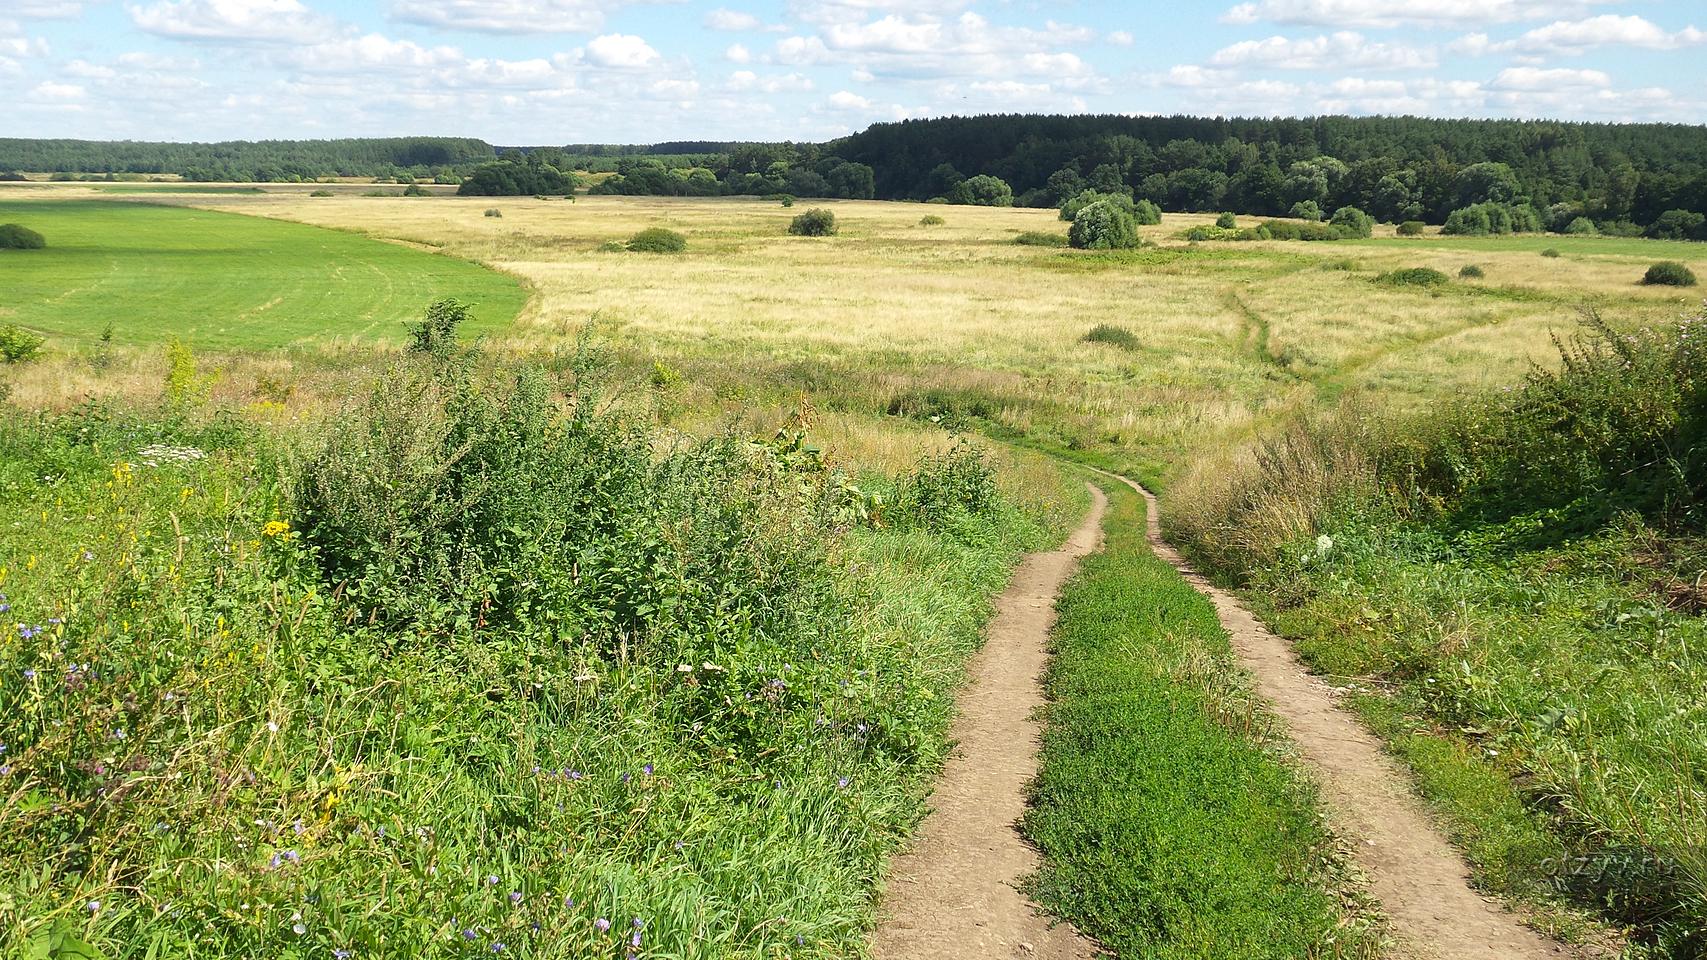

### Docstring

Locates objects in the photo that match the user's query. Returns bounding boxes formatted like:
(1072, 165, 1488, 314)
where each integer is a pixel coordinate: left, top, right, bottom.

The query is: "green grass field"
(0, 200, 526, 348)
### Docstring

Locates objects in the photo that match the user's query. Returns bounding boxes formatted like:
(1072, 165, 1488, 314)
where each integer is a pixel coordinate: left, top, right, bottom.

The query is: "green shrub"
(1060, 190, 1137, 223)
(1183, 225, 1239, 242)
(1068, 200, 1140, 250)
(918, 214, 945, 226)
(891, 442, 999, 531)
(406, 297, 471, 356)
(1375, 267, 1449, 287)
(1396, 220, 1426, 236)
(1642, 261, 1697, 287)
(1565, 216, 1598, 236)
(1541, 248, 1561, 258)
(1013, 231, 1068, 247)
(1321, 258, 1359, 271)
(952, 174, 1014, 207)
(402, 183, 429, 197)
(1442, 202, 1539, 236)
(626, 227, 687, 253)
(309, 189, 334, 197)
(0, 324, 45, 363)
(788, 208, 837, 237)
(1258, 220, 1346, 242)
(483, 208, 502, 218)
(1288, 200, 1323, 222)
(0, 223, 46, 249)
(1459, 264, 1485, 279)
(1082, 324, 1140, 350)
(1215, 212, 1237, 229)
(1329, 206, 1374, 238)
(780, 195, 795, 207)
(596, 239, 625, 252)
(1132, 198, 1161, 226)
(1647, 209, 1706, 241)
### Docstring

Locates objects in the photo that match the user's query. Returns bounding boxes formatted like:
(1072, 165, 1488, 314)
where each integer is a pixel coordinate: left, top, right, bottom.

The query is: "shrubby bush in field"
(1013, 231, 1068, 247)
(1328, 206, 1373, 238)
(1396, 220, 1425, 236)
(1648, 209, 1706, 241)
(1288, 200, 1323, 222)
(947, 174, 1013, 206)
(1458, 264, 1485, 279)
(1059, 189, 1130, 222)
(1068, 199, 1140, 250)
(626, 227, 687, 253)
(918, 214, 945, 226)
(1375, 267, 1449, 287)
(1565, 216, 1598, 236)
(0, 223, 46, 249)
(1642, 261, 1697, 287)
(1442, 202, 1540, 236)
(1215, 212, 1237, 229)
(1081, 324, 1140, 351)
(788, 208, 837, 236)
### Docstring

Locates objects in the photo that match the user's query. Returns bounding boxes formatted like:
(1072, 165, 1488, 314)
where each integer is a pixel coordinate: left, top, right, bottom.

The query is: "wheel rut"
(1092, 467, 1581, 960)
(871, 482, 1106, 960)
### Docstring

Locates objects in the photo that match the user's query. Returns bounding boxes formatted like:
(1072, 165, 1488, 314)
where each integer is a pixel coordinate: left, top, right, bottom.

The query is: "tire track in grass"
(1086, 467, 1578, 960)
(872, 483, 1106, 960)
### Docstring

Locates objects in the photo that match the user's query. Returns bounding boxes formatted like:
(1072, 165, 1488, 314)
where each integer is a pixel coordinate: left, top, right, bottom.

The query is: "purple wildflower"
(490, 942, 505, 953)
(594, 918, 611, 933)
(21, 669, 34, 680)
(463, 929, 478, 941)
(837, 777, 849, 789)
(642, 763, 654, 776)
(508, 891, 523, 904)
(486, 875, 500, 886)
(334, 951, 352, 959)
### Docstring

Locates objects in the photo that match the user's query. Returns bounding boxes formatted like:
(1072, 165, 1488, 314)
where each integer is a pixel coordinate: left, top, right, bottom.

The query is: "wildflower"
(563, 896, 575, 909)
(463, 929, 478, 941)
(293, 922, 307, 936)
(509, 891, 523, 904)
(486, 875, 500, 886)
(22, 669, 35, 680)
(632, 919, 643, 929)
(642, 763, 654, 776)
(490, 943, 505, 953)
(334, 951, 352, 959)
(594, 918, 611, 933)
(837, 777, 849, 789)
(263, 520, 292, 540)
(87, 900, 100, 913)
(0, 766, 10, 776)
(621, 773, 631, 783)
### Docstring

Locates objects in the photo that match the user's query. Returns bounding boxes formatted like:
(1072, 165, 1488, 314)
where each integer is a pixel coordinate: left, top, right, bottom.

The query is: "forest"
(6, 113, 1707, 235)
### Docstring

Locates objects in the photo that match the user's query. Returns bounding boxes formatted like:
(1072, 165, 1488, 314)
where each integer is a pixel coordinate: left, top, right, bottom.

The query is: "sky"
(3, 0, 1705, 144)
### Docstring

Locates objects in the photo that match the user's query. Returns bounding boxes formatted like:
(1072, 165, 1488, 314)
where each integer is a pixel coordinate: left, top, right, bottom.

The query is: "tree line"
(0, 136, 497, 183)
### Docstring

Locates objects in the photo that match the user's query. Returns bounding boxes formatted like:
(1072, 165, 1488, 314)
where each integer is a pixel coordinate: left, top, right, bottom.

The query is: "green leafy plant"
(0, 324, 45, 363)
(1459, 264, 1485, 279)
(918, 214, 945, 226)
(1082, 324, 1140, 350)
(483, 208, 502, 218)
(1013, 231, 1068, 247)
(1396, 220, 1426, 236)
(0, 223, 46, 249)
(1215, 212, 1237, 229)
(405, 297, 472, 356)
(1375, 267, 1449, 287)
(1068, 200, 1139, 250)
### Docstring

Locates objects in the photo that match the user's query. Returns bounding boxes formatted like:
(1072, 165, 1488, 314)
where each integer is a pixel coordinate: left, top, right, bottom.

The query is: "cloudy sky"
(4, 0, 1704, 144)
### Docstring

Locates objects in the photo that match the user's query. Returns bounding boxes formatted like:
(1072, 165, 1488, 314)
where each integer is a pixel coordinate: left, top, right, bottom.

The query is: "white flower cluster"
(137, 444, 208, 466)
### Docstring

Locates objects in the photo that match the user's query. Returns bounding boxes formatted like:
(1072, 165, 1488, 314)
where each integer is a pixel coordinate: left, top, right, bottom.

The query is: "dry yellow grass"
(6, 184, 1702, 481)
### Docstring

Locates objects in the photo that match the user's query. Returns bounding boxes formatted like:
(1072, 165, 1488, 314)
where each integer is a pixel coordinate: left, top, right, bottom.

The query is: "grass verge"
(1024, 476, 1380, 959)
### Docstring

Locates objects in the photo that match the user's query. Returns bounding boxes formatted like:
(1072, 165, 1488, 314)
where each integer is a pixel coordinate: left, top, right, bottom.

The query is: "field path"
(1097, 468, 1574, 960)
(871, 483, 1107, 960)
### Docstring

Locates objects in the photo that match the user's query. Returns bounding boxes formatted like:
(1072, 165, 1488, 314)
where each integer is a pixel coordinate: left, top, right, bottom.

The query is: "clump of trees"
(1068, 200, 1140, 250)
(457, 155, 576, 197)
(788, 209, 837, 236)
(0, 224, 45, 249)
(1442, 203, 1540, 236)
(1397, 221, 1425, 236)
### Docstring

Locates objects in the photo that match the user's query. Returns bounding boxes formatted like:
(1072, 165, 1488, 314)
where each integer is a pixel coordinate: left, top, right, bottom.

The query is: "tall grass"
(0, 346, 1060, 957)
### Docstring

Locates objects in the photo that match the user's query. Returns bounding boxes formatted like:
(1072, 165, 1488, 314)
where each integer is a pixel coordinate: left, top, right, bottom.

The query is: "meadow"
(2, 183, 1704, 957)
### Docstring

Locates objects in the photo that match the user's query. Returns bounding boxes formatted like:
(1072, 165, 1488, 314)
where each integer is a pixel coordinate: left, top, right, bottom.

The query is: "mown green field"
(0, 200, 526, 348)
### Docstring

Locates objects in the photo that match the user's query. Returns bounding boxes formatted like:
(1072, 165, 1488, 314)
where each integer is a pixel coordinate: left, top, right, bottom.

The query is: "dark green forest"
(6, 113, 1706, 236)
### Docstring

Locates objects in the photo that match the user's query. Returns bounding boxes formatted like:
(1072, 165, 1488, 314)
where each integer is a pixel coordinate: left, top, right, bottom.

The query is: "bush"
(788, 208, 837, 237)
(309, 189, 334, 197)
(1397, 220, 1426, 236)
(1329, 206, 1374, 238)
(626, 227, 687, 253)
(0, 223, 46, 249)
(1082, 324, 1140, 350)
(402, 183, 429, 197)
(1642, 262, 1697, 287)
(0, 324, 45, 363)
(1068, 200, 1140, 250)
(918, 214, 945, 226)
(406, 297, 472, 356)
(1183, 225, 1239, 242)
(1133, 198, 1161, 226)
(1258, 220, 1346, 242)
(1215, 212, 1237, 229)
(1541, 248, 1561, 258)
(483, 208, 502, 218)
(1442, 202, 1538, 236)
(1565, 217, 1598, 236)
(1375, 267, 1449, 287)
(1060, 189, 1133, 222)
(1014, 231, 1068, 247)
(891, 442, 999, 531)
(1647, 209, 1707, 241)
(1459, 264, 1485, 279)
(1288, 200, 1323, 222)
(952, 174, 1014, 207)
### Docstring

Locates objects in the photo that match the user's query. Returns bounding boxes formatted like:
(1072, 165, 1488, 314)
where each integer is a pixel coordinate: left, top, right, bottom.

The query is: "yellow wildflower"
(262, 520, 291, 540)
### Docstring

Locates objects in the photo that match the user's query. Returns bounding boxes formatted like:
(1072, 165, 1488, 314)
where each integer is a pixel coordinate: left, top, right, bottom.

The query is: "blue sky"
(4, 0, 1704, 144)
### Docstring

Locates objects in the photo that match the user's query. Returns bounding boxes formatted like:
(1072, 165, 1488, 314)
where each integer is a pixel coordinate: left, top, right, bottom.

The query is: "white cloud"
(1488, 66, 1611, 91)
(725, 42, 751, 63)
(10, 2, 84, 16)
(728, 70, 813, 92)
(582, 33, 660, 68)
(1503, 16, 1706, 55)
(390, 0, 673, 34)
(128, 0, 336, 42)
(32, 80, 85, 98)
(828, 89, 871, 109)
(705, 7, 762, 30)
(1209, 31, 1436, 70)
(1107, 30, 1134, 46)
(1222, 0, 1612, 29)
(771, 11, 1100, 81)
